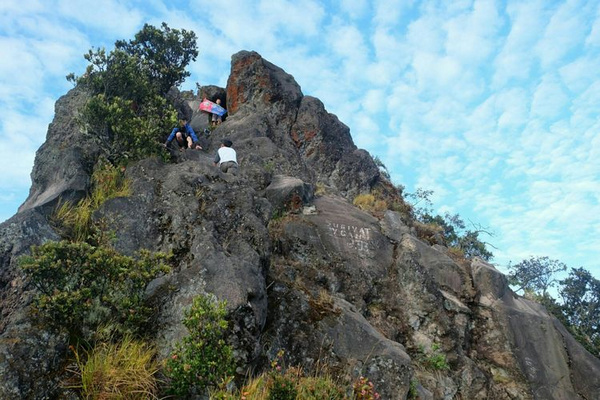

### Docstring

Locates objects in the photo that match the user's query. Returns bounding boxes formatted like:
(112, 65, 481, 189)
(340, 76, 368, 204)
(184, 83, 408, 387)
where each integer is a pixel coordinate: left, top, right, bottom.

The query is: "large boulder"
(18, 86, 98, 215)
(471, 258, 600, 399)
(0, 210, 67, 399)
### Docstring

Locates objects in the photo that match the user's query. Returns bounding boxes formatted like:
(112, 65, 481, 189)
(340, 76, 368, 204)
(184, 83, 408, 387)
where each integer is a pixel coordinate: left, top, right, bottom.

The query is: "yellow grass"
(71, 336, 159, 399)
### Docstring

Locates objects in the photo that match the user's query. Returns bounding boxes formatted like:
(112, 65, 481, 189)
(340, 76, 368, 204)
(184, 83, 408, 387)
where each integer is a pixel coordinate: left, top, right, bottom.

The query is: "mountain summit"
(1, 51, 599, 399)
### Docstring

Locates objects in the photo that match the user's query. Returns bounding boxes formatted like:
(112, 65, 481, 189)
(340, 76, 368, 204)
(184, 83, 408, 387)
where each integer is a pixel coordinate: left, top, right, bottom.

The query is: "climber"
(211, 99, 223, 127)
(213, 138, 238, 175)
(164, 119, 202, 150)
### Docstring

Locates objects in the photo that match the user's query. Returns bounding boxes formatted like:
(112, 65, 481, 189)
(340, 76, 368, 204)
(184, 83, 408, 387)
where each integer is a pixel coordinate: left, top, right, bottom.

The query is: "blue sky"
(1, 0, 599, 280)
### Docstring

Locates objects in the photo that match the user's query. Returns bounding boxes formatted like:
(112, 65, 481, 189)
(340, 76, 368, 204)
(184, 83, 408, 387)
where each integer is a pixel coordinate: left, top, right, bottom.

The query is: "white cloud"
(535, 0, 591, 69)
(373, 0, 414, 28)
(492, 1, 545, 87)
(406, 12, 445, 54)
(361, 89, 386, 114)
(56, 0, 144, 38)
(339, 0, 369, 20)
(530, 74, 569, 119)
(444, 0, 501, 64)
(586, 4, 600, 46)
(0, 0, 46, 15)
(559, 55, 600, 93)
(258, 0, 326, 37)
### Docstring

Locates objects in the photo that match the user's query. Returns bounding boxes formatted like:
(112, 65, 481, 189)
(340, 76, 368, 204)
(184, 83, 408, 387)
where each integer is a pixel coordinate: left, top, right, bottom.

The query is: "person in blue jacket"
(164, 119, 202, 150)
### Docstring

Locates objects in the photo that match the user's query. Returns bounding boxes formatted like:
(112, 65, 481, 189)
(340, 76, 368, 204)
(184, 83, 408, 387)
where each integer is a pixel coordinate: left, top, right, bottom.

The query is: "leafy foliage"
(407, 379, 419, 399)
(417, 343, 450, 371)
(418, 211, 493, 261)
(558, 267, 600, 355)
(165, 294, 235, 397)
(68, 23, 197, 163)
(20, 240, 170, 344)
(70, 336, 160, 399)
(82, 93, 176, 162)
(268, 373, 298, 400)
(114, 23, 199, 96)
(404, 187, 435, 219)
(295, 375, 346, 399)
(372, 156, 390, 180)
(507, 256, 567, 296)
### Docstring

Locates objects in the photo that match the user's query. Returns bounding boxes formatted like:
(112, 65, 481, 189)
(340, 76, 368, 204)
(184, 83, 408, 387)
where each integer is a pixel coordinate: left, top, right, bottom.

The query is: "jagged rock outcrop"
(1, 50, 599, 399)
(18, 87, 98, 214)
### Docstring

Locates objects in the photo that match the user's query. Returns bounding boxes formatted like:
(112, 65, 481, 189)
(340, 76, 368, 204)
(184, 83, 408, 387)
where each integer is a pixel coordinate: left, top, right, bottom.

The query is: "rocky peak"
(0, 51, 599, 399)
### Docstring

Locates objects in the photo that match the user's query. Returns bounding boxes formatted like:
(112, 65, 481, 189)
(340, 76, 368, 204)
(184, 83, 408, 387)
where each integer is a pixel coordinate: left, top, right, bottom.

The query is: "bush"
(296, 375, 345, 399)
(268, 372, 297, 400)
(165, 294, 235, 397)
(418, 343, 450, 371)
(210, 350, 368, 399)
(70, 336, 159, 399)
(20, 240, 170, 344)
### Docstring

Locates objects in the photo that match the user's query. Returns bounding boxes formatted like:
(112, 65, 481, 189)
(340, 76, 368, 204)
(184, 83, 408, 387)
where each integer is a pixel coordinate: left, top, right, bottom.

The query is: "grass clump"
(165, 294, 235, 397)
(53, 158, 130, 242)
(70, 336, 160, 399)
(314, 182, 327, 196)
(352, 194, 387, 214)
(297, 375, 345, 399)
(210, 350, 347, 400)
(413, 221, 444, 245)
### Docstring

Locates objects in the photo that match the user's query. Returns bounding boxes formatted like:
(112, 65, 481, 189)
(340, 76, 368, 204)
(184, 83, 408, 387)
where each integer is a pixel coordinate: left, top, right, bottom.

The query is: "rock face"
(1, 50, 600, 399)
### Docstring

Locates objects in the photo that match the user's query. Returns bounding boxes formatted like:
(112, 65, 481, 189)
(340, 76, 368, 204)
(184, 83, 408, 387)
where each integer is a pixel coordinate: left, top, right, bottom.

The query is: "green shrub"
(408, 379, 419, 399)
(70, 336, 160, 399)
(165, 294, 235, 397)
(419, 343, 450, 371)
(296, 375, 345, 399)
(20, 240, 170, 344)
(268, 372, 297, 400)
(82, 93, 176, 163)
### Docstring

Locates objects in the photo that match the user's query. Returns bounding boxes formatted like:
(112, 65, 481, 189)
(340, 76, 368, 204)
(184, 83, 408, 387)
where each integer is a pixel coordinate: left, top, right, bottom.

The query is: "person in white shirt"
(213, 139, 238, 175)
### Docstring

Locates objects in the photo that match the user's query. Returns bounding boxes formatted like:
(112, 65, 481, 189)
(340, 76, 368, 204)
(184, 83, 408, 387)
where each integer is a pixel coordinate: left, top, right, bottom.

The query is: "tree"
(559, 267, 600, 347)
(405, 187, 434, 220)
(507, 256, 567, 297)
(420, 211, 494, 261)
(114, 22, 198, 96)
(67, 23, 198, 163)
(373, 156, 391, 180)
